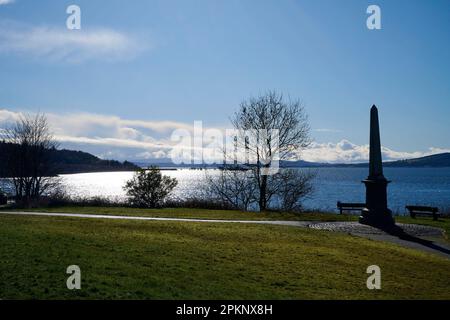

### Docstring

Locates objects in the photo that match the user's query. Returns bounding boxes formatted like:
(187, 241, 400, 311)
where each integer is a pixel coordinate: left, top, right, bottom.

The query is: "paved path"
(0, 211, 312, 227)
(1, 211, 449, 259)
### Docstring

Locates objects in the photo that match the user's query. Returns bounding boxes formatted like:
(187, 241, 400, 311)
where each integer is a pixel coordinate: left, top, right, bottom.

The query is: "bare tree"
(204, 169, 257, 211)
(230, 91, 312, 211)
(4, 113, 59, 206)
(269, 169, 315, 212)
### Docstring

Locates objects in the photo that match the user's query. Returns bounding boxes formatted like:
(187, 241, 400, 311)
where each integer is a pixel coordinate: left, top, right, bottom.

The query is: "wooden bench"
(337, 201, 365, 214)
(406, 205, 440, 221)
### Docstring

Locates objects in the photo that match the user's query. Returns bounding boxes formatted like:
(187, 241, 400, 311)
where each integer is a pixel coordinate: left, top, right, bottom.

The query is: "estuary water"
(51, 167, 450, 215)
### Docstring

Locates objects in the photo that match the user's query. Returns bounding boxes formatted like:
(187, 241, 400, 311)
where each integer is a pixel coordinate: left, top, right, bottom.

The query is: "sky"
(0, 0, 449, 163)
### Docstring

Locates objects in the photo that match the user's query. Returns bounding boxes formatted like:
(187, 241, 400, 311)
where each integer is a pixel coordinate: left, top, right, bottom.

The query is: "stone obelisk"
(359, 105, 395, 227)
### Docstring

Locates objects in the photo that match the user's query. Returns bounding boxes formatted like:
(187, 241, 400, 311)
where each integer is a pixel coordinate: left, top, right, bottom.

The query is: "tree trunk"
(259, 174, 267, 211)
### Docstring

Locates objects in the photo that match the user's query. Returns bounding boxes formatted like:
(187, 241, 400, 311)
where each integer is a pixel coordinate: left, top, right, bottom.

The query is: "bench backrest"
(337, 201, 366, 208)
(405, 205, 438, 213)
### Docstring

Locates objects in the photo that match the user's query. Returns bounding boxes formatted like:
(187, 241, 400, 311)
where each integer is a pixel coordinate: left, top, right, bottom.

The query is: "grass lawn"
(0, 213, 449, 299)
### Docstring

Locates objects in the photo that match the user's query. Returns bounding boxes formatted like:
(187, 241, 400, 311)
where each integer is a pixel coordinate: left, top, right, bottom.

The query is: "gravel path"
(309, 221, 449, 258)
(1, 211, 448, 258)
(309, 221, 444, 237)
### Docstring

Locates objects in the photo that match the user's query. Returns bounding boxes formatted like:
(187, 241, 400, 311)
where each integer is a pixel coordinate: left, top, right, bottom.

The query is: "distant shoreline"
(53, 165, 450, 176)
(135, 152, 450, 169)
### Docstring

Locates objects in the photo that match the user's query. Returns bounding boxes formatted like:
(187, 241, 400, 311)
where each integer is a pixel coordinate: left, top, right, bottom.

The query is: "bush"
(164, 197, 238, 210)
(124, 167, 178, 208)
(46, 195, 126, 208)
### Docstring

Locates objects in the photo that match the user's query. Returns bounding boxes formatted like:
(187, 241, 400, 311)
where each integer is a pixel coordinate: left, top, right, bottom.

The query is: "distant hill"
(383, 153, 450, 167)
(134, 153, 450, 168)
(47, 148, 140, 174)
(0, 141, 139, 176)
(282, 153, 450, 168)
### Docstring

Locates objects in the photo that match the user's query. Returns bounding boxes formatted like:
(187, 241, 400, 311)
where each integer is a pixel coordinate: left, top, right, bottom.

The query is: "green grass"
(0, 213, 449, 299)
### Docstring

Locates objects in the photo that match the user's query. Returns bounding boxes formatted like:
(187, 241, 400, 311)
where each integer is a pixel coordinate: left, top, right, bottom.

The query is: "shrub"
(124, 167, 178, 208)
(164, 197, 238, 210)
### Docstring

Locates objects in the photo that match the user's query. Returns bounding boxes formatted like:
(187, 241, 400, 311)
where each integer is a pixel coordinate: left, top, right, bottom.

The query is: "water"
(301, 167, 450, 213)
(57, 169, 207, 201)
(2, 168, 450, 214)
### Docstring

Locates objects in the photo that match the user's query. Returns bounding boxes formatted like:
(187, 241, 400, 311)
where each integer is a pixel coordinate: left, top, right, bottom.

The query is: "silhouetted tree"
(4, 113, 59, 206)
(230, 91, 312, 211)
(270, 169, 315, 212)
(124, 167, 178, 208)
(205, 169, 257, 211)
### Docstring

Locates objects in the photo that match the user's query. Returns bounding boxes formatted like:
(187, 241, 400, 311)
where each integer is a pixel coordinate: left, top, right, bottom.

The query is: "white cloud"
(42, 112, 193, 138)
(0, 108, 200, 160)
(0, 0, 14, 5)
(0, 21, 147, 62)
(301, 139, 450, 163)
(0, 109, 21, 122)
(313, 128, 342, 133)
(136, 150, 169, 160)
(53, 135, 168, 150)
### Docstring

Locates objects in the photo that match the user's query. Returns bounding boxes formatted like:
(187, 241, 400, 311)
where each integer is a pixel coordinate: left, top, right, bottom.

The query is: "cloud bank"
(0, 0, 14, 5)
(0, 21, 147, 62)
(1, 109, 449, 163)
(300, 140, 447, 163)
(0, 109, 195, 161)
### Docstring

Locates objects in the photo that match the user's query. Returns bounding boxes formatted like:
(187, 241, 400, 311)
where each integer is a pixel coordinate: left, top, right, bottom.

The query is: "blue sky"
(0, 0, 449, 163)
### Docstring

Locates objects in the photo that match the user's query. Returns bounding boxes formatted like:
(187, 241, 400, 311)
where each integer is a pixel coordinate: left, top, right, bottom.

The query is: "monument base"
(359, 208, 395, 228)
